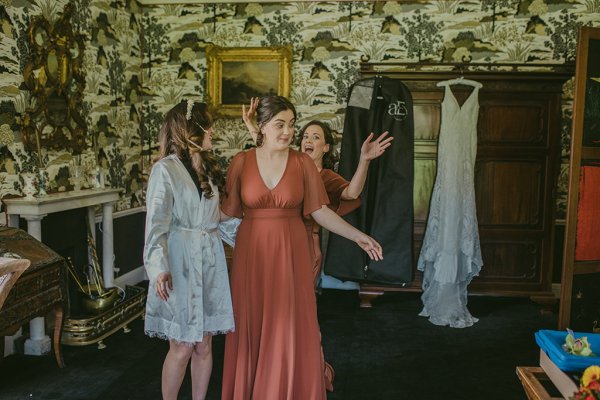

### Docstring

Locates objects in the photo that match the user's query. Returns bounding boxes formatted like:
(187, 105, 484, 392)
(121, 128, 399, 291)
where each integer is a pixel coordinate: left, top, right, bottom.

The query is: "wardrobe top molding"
(361, 62, 574, 83)
(138, 0, 380, 4)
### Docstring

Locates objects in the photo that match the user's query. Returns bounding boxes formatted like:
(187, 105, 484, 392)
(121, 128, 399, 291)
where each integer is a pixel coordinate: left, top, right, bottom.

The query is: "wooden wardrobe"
(357, 63, 572, 308)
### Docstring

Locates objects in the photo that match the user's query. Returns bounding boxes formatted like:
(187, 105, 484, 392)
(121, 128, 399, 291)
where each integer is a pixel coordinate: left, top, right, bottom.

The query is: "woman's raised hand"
(355, 233, 383, 261)
(242, 97, 260, 142)
(360, 131, 393, 162)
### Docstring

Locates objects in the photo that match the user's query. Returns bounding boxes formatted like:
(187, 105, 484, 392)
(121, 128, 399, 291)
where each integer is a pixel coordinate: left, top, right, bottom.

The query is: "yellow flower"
(581, 365, 600, 388)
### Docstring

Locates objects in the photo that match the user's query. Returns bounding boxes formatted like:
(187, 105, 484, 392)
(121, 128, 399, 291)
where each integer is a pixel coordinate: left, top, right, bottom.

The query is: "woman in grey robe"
(144, 100, 234, 400)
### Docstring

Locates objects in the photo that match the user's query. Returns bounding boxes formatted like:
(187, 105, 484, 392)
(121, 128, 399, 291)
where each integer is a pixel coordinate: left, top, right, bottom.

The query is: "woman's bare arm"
(342, 131, 393, 200)
(311, 206, 383, 261)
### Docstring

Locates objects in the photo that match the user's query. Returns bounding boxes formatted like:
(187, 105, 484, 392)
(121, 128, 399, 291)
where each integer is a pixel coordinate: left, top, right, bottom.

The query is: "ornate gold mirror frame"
(22, 3, 87, 155)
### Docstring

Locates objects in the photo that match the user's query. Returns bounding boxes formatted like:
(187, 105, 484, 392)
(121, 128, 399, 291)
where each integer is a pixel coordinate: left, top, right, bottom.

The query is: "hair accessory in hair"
(187, 138, 204, 151)
(193, 120, 209, 134)
(186, 99, 194, 120)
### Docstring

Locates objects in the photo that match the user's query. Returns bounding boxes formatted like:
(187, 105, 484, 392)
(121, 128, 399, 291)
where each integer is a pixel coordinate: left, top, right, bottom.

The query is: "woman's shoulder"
(230, 149, 252, 165)
(320, 168, 341, 179)
(320, 168, 346, 184)
(290, 149, 312, 164)
(148, 156, 180, 185)
(290, 150, 321, 176)
(226, 149, 253, 175)
(151, 155, 178, 173)
(233, 148, 252, 159)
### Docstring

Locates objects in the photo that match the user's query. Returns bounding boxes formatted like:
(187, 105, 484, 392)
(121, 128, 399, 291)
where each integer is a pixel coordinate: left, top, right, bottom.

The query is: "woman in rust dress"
(221, 96, 383, 400)
(243, 98, 392, 288)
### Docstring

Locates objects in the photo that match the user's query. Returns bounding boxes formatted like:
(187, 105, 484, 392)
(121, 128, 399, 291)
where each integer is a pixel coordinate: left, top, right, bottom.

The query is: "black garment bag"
(324, 76, 414, 285)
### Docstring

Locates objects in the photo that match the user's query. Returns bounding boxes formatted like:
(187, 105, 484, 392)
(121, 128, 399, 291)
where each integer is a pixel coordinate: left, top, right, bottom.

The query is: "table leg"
(22, 214, 52, 356)
(53, 305, 65, 368)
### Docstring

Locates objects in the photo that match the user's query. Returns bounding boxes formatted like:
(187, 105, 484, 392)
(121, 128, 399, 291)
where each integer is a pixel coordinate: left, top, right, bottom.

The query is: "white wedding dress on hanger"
(417, 79, 483, 328)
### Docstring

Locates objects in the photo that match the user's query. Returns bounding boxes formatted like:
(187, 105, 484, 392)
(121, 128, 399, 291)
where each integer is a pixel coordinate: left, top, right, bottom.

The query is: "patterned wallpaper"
(1, 1, 600, 216)
(1, 0, 143, 211)
(140, 0, 599, 219)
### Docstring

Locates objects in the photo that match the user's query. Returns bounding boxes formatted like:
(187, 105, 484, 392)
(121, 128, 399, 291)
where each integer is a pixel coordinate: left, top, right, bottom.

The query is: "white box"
(539, 349, 579, 399)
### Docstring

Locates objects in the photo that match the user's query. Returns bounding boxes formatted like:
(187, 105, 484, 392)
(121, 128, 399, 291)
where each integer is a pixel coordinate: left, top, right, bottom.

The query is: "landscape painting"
(221, 61, 279, 105)
(206, 46, 292, 116)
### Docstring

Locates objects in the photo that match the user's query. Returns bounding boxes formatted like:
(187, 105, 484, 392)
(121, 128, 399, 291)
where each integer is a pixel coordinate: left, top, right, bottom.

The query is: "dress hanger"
(375, 74, 384, 99)
(437, 76, 483, 89)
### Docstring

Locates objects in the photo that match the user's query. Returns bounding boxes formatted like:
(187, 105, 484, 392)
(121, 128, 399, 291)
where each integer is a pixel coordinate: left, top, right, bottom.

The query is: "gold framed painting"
(205, 45, 292, 116)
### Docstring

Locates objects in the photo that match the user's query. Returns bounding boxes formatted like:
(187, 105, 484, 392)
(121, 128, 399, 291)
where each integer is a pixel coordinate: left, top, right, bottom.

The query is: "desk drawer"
(0, 263, 66, 334)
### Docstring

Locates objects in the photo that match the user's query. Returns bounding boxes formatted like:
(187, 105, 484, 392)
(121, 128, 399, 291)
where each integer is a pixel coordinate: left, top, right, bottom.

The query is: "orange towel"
(575, 166, 600, 260)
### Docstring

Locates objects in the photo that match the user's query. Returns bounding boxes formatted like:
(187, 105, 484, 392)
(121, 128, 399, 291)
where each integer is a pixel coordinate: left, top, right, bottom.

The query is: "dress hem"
(145, 328, 235, 346)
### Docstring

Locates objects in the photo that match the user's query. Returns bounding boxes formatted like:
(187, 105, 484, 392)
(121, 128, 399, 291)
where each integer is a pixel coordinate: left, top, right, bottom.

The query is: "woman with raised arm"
(243, 97, 393, 288)
(221, 96, 382, 399)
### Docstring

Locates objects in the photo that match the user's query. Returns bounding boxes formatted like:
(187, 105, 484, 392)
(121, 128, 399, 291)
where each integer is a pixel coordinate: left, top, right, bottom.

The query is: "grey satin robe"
(144, 155, 234, 344)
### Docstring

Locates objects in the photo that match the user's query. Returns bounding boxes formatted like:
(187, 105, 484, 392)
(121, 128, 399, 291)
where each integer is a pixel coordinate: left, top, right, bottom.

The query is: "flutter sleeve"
(143, 161, 173, 283)
(300, 152, 330, 217)
(321, 169, 362, 216)
(221, 151, 246, 218)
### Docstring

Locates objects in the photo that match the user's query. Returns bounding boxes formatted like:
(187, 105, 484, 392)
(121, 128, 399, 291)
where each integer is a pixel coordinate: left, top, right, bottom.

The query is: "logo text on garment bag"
(387, 100, 408, 121)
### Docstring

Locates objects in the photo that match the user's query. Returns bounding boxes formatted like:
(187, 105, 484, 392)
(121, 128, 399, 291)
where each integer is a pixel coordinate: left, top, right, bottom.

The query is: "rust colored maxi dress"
(221, 148, 330, 400)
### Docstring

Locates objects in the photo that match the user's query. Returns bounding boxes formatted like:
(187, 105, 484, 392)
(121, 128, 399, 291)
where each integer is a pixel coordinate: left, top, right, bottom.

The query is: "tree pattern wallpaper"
(1, 0, 599, 216)
(1, 0, 143, 211)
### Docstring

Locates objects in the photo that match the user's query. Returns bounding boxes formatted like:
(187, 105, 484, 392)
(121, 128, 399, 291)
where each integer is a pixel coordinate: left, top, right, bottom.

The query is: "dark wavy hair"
(155, 101, 225, 199)
(255, 96, 297, 147)
(296, 120, 338, 170)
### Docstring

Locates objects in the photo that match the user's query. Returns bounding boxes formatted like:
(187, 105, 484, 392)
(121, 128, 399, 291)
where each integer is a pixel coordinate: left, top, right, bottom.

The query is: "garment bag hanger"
(436, 76, 483, 88)
(375, 74, 384, 99)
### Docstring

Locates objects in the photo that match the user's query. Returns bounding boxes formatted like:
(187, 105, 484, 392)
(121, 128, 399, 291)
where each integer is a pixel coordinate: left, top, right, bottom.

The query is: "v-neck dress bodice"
(221, 149, 331, 399)
(417, 84, 483, 329)
(238, 148, 303, 210)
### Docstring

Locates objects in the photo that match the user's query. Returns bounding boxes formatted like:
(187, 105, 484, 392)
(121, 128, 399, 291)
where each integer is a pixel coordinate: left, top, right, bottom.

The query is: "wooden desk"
(0, 227, 67, 367)
(516, 366, 564, 400)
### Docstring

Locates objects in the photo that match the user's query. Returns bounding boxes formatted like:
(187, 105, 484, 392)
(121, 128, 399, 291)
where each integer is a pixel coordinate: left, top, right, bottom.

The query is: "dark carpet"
(0, 289, 556, 400)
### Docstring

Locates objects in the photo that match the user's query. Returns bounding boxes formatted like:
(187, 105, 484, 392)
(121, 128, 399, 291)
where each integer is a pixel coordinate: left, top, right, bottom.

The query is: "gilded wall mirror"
(22, 3, 87, 154)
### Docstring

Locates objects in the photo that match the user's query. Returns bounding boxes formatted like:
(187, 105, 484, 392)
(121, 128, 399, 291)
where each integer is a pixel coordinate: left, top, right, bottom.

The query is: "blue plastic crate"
(535, 330, 600, 371)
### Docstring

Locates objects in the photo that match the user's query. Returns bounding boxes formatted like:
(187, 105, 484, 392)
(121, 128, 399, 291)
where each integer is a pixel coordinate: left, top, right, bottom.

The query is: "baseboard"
(114, 265, 146, 288)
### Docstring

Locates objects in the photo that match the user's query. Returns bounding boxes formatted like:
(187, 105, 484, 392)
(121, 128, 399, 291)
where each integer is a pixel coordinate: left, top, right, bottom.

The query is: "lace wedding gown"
(417, 83, 483, 328)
